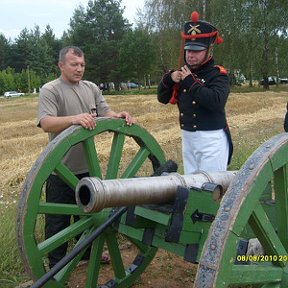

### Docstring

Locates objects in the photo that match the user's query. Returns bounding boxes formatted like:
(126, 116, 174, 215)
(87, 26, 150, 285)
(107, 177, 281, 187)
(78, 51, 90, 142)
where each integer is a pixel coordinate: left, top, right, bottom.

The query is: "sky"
(0, 0, 145, 41)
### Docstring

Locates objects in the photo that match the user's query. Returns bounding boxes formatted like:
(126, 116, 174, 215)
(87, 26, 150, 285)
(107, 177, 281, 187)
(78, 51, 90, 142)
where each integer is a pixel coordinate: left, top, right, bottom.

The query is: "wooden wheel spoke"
(106, 132, 125, 179)
(52, 227, 99, 285)
(53, 253, 83, 285)
(121, 147, 150, 178)
(229, 264, 283, 285)
(106, 233, 126, 279)
(250, 203, 287, 261)
(274, 164, 288, 248)
(38, 202, 87, 216)
(85, 235, 105, 287)
(83, 137, 103, 178)
(54, 163, 78, 190)
(37, 217, 94, 256)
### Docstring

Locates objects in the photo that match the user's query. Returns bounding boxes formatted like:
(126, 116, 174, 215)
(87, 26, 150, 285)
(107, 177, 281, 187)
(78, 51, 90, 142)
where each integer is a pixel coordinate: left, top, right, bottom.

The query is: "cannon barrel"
(76, 171, 237, 212)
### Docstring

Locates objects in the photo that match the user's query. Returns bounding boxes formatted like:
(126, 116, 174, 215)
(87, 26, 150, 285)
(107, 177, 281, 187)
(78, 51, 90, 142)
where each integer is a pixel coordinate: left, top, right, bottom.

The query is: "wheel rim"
(17, 118, 165, 287)
(195, 132, 288, 288)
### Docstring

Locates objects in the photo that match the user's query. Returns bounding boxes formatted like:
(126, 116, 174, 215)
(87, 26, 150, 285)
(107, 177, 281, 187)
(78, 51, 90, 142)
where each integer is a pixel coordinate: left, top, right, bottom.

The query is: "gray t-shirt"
(37, 77, 111, 174)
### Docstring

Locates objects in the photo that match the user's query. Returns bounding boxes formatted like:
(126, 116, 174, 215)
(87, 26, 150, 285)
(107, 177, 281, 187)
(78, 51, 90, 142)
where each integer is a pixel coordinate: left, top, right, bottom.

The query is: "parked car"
(279, 77, 288, 84)
(260, 76, 277, 85)
(127, 82, 141, 89)
(120, 82, 141, 90)
(4, 91, 25, 98)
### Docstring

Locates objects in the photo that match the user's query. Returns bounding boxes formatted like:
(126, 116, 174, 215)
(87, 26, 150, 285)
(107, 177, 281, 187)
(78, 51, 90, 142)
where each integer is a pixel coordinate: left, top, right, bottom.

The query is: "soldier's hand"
(180, 65, 192, 80)
(171, 70, 182, 83)
(115, 111, 135, 126)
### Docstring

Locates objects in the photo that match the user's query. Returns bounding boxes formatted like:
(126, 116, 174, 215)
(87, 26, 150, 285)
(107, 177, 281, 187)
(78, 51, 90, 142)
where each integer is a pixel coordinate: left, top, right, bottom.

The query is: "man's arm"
(104, 110, 135, 126)
(40, 112, 97, 133)
(157, 72, 175, 104)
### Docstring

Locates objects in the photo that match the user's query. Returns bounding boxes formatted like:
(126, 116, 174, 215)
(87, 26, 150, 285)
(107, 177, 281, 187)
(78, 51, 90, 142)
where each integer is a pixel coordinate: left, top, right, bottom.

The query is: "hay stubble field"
(0, 90, 287, 287)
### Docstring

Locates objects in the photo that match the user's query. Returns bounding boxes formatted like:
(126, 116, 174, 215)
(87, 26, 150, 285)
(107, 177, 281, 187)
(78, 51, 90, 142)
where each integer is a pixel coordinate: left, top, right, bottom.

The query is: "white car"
(4, 91, 24, 98)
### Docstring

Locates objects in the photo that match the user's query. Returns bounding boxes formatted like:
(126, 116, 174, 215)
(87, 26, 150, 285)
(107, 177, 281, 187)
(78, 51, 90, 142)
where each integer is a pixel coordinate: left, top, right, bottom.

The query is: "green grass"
(231, 83, 288, 93)
(229, 142, 262, 171)
(103, 86, 157, 96)
(0, 206, 29, 288)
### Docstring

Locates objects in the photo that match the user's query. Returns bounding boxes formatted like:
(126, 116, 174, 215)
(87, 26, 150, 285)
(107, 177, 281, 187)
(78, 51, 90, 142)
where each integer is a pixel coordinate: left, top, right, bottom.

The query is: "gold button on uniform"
(193, 114, 196, 118)
(180, 113, 184, 117)
(192, 101, 196, 105)
(183, 89, 187, 92)
(193, 125, 197, 129)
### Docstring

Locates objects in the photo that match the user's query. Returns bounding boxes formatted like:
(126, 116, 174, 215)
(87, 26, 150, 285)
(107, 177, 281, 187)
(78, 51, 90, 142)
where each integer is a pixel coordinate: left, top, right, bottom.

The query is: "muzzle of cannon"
(16, 118, 288, 288)
(76, 171, 236, 213)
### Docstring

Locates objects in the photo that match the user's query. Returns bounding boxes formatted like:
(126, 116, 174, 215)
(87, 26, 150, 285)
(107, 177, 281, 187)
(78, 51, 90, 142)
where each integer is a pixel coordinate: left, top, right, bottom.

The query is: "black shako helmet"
(169, 11, 224, 104)
(182, 11, 223, 51)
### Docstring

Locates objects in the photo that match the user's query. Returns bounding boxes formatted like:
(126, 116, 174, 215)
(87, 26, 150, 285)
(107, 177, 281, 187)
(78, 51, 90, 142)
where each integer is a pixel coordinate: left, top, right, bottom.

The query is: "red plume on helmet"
(191, 11, 199, 22)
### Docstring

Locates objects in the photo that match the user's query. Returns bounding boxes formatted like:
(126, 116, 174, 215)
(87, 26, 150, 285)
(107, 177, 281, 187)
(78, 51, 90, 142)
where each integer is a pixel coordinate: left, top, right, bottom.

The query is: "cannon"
(16, 118, 288, 288)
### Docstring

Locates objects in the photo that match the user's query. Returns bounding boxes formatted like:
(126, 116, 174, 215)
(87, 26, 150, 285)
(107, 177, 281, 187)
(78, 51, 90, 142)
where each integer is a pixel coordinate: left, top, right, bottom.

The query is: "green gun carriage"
(17, 118, 288, 287)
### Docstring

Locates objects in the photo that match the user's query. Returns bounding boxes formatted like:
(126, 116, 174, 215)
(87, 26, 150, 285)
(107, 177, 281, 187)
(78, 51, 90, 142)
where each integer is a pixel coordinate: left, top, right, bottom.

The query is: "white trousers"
(182, 129, 229, 175)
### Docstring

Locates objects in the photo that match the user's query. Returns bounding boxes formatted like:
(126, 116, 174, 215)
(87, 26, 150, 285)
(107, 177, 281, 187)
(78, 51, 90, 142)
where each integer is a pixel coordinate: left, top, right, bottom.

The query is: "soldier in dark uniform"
(157, 11, 233, 174)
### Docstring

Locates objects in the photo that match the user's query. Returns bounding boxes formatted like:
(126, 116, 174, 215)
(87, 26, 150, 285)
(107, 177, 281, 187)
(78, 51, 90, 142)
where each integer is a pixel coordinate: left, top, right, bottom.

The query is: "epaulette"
(215, 65, 228, 75)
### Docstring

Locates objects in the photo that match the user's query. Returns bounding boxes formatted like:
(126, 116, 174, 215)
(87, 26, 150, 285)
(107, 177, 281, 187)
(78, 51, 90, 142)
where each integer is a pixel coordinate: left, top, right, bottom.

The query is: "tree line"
(0, 0, 287, 94)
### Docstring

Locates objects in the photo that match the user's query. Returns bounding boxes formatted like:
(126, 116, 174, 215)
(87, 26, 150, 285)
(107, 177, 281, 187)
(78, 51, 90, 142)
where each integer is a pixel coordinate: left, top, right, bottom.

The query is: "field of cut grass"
(0, 89, 287, 287)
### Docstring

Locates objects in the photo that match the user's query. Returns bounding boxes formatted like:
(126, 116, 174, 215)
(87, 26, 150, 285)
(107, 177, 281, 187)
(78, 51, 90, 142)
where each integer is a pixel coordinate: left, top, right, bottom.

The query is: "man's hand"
(115, 111, 135, 126)
(72, 113, 96, 130)
(171, 65, 192, 83)
(180, 65, 192, 80)
(171, 70, 182, 83)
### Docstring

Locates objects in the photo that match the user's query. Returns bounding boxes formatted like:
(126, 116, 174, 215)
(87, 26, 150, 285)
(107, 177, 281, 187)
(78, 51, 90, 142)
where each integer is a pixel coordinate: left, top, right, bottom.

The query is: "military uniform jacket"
(157, 58, 230, 132)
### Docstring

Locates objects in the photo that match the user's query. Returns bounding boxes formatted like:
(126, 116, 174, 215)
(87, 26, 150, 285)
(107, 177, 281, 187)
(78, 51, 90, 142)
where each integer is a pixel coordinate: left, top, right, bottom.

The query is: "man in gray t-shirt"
(38, 45, 135, 268)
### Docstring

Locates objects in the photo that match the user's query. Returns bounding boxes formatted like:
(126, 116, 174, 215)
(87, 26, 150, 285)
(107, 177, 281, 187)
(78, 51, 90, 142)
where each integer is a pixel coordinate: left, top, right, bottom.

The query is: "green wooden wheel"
(17, 118, 166, 287)
(194, 132, 288, 288)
